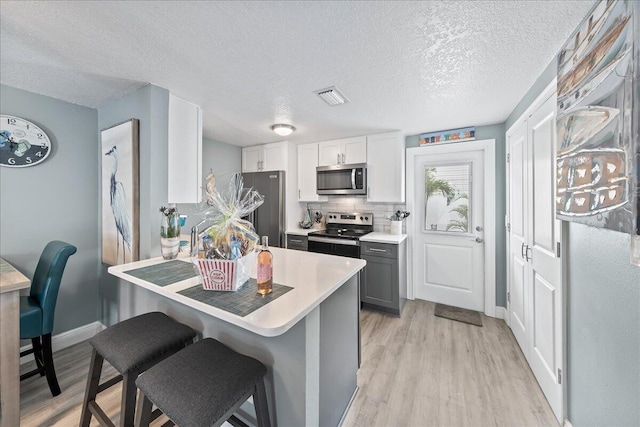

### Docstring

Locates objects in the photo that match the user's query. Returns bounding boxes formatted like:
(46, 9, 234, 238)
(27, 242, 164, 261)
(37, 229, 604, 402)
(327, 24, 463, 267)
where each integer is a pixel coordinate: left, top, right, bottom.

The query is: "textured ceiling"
(0, 1, 595, 146)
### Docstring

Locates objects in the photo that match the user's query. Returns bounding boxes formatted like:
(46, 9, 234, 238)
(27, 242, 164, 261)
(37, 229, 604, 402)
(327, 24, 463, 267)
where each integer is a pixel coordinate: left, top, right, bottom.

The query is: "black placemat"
(178, 279, 293, 317)
(123, 260, 198, 287)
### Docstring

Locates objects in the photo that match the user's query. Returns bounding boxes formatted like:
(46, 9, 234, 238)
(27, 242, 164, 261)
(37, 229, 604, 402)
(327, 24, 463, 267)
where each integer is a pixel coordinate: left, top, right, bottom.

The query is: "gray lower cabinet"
(360, 240, 406, 316)
(286, 234, 308, 251)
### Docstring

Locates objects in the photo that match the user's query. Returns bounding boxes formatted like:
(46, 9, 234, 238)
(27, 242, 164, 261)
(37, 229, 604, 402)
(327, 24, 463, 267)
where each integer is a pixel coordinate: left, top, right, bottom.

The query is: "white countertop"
(286, 228, 323, 236)
(359, 232, 408, 244)
(108, 248, 365, 338)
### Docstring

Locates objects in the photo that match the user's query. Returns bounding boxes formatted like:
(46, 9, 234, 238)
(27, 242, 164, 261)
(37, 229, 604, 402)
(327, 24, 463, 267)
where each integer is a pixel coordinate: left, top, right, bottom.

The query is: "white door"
(507, 120, 529, 351)
(507, 89, 563, 422)
(413, 149, 485, 311)
(526, 93, 563, 420)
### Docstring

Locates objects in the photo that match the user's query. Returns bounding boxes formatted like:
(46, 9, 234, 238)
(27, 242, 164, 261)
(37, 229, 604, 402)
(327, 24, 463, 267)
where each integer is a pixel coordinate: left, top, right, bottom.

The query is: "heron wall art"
(100, 119, 139, 265)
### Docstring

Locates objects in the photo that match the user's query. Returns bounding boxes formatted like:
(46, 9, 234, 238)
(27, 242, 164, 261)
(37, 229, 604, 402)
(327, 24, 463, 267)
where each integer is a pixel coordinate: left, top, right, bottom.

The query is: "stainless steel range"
(308, 212, 373, 258)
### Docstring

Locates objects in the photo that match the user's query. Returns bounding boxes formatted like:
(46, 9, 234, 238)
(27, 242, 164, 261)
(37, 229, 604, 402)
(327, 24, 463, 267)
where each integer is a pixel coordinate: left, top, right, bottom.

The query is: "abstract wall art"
(556, 0, 639, 236)
(101, 119, 139, 265)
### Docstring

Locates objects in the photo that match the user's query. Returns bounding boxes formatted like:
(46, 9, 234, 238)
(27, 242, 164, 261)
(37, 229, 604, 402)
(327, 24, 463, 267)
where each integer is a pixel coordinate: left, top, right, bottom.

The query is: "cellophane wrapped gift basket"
(193, 173, 264, 291)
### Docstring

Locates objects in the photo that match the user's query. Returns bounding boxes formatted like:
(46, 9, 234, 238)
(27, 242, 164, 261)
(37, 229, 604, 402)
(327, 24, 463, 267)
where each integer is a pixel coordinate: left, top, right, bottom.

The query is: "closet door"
(506, 87, 563, 423)
(526, 93, 563, 420)
(507, 121, 528, 352)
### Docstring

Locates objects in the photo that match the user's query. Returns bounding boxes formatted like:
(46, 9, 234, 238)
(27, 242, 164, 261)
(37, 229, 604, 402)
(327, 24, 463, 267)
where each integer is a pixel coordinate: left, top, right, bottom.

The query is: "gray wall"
(178, 137, 242, 230)
(97, 84, 170, 326)
(0, 84, 100, 334)
(567, 223, 640, 426)
(507, 56, 640, 425)
(406, 124, 508, 307)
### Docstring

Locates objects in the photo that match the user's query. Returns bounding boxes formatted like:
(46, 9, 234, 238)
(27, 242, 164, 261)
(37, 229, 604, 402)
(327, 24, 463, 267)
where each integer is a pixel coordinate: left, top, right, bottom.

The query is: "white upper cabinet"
(242, 146, 262, 172)
(318, 136, 367, 166)
(167, 94, 202, 204)
(297, 142, 327, 202)
(366, 131, 405, 203)
(242, 141, 288, 172)
(262, 141, 288, 171)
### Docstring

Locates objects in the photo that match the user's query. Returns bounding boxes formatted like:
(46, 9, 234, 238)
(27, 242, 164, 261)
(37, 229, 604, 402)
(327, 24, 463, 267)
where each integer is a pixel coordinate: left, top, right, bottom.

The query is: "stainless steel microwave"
(316, 163, 367, 195)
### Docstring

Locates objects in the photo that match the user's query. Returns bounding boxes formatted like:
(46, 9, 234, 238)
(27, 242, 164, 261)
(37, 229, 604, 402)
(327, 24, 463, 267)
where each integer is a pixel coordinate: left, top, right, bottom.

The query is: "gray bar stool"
(79, 312, 197, 427)
(134, 338, 271, 427)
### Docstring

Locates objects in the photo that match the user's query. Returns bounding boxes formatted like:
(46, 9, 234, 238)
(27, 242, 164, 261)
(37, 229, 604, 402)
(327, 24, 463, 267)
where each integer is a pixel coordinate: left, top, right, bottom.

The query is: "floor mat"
(434, 303, 483, 327)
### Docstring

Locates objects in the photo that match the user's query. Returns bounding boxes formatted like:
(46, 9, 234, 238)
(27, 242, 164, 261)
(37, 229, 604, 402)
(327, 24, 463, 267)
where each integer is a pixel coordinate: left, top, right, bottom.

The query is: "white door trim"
(407, 138, 496, 317)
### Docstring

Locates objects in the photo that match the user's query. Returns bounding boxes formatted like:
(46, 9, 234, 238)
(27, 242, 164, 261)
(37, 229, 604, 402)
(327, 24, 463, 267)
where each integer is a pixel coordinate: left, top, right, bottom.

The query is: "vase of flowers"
(160, 206, 181, 260)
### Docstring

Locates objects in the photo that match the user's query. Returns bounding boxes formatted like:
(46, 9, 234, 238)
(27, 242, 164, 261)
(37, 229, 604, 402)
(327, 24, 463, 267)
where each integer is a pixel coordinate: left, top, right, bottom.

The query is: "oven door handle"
(308, 236, 358, 246)
(351, 169, 356, 190)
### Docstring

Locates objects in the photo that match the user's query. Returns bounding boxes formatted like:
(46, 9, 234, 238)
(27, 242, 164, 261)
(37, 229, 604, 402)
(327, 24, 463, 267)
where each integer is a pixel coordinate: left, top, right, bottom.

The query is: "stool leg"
(120, 371, 138, 427)
(253, 378, 271, 427)
(80, 348, 104, 427)
(134, 389, 153, 427)
(42, 333, 61, 396)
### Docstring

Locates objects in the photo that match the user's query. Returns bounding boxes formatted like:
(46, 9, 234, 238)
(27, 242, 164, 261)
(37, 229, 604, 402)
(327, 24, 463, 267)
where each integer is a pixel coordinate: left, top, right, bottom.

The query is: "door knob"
(476, 226, 483, 231)
(475, 237, 484, 243)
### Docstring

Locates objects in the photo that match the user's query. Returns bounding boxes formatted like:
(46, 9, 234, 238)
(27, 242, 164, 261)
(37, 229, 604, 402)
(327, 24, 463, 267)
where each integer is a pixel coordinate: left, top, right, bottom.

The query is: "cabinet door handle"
(526, 246, 532, 262)
(521, 243, 526, 258)
(290, 239, 303, 243)
(342, 153, 345, 163)
(298, 189, 301, 198)
(337, 153, 341, 164)
(368, 248, 387, 253)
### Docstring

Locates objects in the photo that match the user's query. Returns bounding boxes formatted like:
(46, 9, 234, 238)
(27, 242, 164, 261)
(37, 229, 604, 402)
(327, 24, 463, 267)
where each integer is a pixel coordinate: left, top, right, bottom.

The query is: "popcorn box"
(194, 252, 256, 291)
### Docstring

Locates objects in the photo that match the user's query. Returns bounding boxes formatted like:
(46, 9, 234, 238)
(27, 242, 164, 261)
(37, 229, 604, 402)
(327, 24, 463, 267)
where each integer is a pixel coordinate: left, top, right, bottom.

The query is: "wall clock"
(0, 115, 52, 167)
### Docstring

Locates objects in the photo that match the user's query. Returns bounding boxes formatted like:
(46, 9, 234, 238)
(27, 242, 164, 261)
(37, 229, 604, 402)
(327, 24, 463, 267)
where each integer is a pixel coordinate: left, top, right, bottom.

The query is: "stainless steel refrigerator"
(242, 171, 286, 248)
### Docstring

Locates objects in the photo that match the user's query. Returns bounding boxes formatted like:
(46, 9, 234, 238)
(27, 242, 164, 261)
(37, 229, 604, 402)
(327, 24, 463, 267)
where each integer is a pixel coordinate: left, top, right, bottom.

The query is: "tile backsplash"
(299, 197, 408, 233)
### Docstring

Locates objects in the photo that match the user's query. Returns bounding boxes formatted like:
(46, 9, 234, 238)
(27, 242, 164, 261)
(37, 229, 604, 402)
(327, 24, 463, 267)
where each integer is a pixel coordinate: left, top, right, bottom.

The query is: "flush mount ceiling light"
(314, 86, 349, 106)
(271, 124, 296, 136)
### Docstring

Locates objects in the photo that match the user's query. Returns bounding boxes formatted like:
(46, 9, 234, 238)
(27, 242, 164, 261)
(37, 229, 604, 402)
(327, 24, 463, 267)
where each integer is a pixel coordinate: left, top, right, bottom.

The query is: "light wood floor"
(342, 301, 557, 427)
(16, 300, 557, 426)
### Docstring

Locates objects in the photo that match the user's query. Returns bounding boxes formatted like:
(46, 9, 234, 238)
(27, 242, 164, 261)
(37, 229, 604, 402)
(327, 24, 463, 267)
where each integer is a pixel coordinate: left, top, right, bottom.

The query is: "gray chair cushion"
(136, 338, 267, 426)
(89, 312, 196, 374)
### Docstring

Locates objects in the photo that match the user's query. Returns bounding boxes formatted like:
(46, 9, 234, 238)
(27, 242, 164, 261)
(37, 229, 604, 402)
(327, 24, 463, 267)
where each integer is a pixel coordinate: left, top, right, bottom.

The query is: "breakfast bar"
(108, 248, 365, 427)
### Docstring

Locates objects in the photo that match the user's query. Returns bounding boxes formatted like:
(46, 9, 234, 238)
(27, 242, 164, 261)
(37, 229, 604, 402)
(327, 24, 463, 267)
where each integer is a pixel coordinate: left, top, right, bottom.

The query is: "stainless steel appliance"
(308, 212, 373, 258)
(316, 163, 367, 195)
(242, 171, 286, 248)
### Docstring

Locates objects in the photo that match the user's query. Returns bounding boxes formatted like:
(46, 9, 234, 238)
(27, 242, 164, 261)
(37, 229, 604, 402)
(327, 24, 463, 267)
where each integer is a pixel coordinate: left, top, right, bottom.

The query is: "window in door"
(424, 163, 471, 233)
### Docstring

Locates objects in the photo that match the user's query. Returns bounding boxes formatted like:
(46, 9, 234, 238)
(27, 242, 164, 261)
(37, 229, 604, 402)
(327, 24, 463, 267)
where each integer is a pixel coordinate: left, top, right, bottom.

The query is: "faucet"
(190, 219, 207, 257)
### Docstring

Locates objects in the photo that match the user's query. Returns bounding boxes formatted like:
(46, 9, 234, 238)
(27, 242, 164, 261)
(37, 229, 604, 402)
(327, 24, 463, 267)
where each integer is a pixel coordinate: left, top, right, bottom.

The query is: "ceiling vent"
(314, 86, 349, 106)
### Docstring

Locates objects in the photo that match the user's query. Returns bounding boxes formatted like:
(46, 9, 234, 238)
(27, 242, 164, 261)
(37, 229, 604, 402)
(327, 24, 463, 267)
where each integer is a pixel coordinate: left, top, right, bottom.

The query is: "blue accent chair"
(19, 240, 77, 396)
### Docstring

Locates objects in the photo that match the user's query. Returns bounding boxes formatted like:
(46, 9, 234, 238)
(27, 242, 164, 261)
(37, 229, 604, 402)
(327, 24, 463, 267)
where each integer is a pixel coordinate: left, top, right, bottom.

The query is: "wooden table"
(0, 258, 31, 427)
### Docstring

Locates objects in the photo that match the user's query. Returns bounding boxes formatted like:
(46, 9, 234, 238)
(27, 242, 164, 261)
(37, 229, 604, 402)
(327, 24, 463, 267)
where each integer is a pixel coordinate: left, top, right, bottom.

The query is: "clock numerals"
(1, 115, 51, 167)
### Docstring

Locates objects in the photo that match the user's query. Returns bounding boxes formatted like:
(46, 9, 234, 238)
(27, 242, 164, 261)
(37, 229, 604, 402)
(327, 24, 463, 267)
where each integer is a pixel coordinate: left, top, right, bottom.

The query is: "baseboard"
(20, 321, 105, 365)
(564, 419, 573, 427)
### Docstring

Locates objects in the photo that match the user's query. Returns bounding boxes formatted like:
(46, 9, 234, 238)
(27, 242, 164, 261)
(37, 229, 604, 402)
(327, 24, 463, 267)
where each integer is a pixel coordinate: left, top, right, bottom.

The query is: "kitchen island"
(108, 247, 365, 427)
